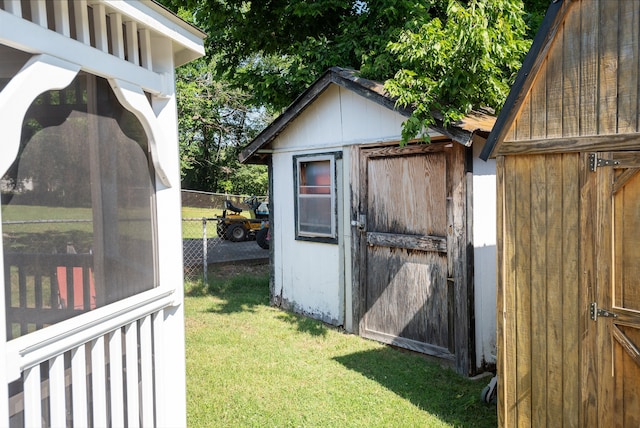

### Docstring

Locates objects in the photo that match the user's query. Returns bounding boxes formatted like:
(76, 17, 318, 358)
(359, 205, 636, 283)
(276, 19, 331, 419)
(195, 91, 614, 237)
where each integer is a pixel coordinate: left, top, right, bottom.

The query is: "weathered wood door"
(354, 142, 471, 373)
(590, 151, 640, 426)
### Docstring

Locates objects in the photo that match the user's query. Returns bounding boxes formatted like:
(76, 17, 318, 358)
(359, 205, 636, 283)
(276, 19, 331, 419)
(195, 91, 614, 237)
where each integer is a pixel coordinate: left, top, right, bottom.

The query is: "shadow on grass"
(188, 273, 269, 314)
(333, 348, 497, 428)
(185, 269, 329, 338)
(277, 312, 328, 337)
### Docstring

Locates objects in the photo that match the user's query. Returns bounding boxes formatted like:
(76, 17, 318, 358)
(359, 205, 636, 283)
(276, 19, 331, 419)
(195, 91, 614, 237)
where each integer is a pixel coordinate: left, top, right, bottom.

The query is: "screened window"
(1, 72, 157, 340)
(294, 153, 338, 242)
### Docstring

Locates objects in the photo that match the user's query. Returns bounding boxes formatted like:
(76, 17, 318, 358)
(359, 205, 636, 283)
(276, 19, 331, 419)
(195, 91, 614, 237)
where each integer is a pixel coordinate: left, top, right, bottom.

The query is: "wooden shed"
(241, 67, 497, 375)
(481, 0, 640, 425)
(0, 1, 204, 426)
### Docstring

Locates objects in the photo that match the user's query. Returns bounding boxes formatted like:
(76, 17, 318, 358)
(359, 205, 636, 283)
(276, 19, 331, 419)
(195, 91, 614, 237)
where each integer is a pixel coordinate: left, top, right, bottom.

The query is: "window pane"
(298, 195, 332, 235)
(300, 161, 330, 194)
(1, 73, 156, 340)
(297, 158, 334, 238)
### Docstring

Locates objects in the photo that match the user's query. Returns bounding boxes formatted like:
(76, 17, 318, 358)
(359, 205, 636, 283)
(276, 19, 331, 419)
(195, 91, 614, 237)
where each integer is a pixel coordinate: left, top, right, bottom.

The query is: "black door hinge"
(589, 153, 619, 172)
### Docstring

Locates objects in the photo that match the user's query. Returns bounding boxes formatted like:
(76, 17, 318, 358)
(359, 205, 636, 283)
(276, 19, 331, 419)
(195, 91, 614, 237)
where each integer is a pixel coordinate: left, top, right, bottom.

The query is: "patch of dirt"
(209, 261, 269, 279)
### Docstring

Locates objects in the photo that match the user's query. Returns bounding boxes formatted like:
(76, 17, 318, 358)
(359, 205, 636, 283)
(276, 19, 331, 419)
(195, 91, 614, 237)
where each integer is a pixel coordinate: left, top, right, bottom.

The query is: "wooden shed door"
(592, 152, 640, 426)
(355, 142, 470, 369)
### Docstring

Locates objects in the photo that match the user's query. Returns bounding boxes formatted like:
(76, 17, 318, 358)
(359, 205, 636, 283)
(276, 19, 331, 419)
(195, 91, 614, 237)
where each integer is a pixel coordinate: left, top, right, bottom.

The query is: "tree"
(161, 0, 549, 142)
(160, 0, 450, 110)
(176, 58, 270, 194)
(160, 0, 551, 188)
(385, 0, 532, 142)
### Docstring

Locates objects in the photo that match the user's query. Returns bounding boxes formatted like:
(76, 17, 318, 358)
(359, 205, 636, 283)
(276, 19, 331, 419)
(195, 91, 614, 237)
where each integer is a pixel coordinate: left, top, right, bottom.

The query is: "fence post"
(202, 218, 208, 282)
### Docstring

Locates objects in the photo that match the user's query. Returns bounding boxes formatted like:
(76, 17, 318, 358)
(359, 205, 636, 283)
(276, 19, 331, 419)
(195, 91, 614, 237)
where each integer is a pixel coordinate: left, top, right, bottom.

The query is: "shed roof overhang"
(479, 0, 572, 160)
(240, 67, 496, 164)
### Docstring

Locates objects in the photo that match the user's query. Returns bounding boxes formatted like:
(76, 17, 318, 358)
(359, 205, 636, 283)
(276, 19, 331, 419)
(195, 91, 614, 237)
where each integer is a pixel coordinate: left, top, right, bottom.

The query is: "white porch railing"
(6, 289, 175, 427)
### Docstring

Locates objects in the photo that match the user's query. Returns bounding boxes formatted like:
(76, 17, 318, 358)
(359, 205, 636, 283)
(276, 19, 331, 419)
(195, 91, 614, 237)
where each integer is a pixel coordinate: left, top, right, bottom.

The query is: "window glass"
(295, 155, 337, 241)
(1, 73, 157, 340)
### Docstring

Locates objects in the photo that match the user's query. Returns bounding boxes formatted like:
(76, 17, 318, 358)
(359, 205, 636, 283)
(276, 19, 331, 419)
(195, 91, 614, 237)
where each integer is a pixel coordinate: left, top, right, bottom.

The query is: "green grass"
(181, 206, 224, 239)
(185, 265, 497, 428)
(182, 206, 222, 219)
(1, 204, 223, 243)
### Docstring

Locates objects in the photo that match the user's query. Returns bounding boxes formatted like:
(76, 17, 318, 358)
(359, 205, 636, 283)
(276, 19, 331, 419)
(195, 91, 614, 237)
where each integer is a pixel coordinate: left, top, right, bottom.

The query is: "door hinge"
(590, 302, 618, 321)
(589, 153, 620, 171)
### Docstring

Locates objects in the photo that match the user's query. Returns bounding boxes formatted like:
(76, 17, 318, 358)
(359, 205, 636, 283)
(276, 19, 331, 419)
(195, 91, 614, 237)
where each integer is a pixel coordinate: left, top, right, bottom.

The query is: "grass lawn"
(185, 264, 497, 428)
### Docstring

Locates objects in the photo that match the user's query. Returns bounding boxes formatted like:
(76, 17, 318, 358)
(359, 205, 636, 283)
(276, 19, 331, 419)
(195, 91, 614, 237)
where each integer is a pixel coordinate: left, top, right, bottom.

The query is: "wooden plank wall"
(507, 0, 640, 142)
(497, 153, 581, 426)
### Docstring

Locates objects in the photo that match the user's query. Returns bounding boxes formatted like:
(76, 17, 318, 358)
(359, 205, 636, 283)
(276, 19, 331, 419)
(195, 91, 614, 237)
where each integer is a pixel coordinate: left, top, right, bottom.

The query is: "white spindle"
(90, 337, 108, 427)
(92, 3, 109, 52)
(53, 0, 71, 37)
(109, 12, 125, 59)
(31, 0, 48, 28)
(108, 329, 125, 427)
(74, 0, 91, 44)
(125, 21, 140, 65)
(139, 315, 154, 427)
(71, 345, 89, 426)
(23, 365, 42, 427)
(4, 0, 22, 17)
(49, 354, 66, 427)
(152, 311, 165, 424)
(138, 28, 153, 70)
(125, 321, 140, 428)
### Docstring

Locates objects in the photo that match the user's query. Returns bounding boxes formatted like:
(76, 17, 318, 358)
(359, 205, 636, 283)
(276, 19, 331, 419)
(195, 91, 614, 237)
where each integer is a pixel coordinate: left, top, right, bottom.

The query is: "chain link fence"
(181, 190, 269, 282)
(1, 190, 269, 286)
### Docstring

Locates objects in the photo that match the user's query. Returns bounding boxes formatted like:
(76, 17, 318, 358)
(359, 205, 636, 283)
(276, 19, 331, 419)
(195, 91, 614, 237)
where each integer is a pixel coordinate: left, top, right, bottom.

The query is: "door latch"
(350, 214, 366, 231)
(590, 302, 618, 321)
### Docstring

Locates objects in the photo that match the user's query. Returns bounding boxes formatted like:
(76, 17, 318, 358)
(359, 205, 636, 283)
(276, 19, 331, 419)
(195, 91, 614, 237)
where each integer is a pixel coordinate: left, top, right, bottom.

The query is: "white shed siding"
(472, 139, 497, 367)
(339, 87, 407, 143)
(271, 151, 343, 324)
(270, 83, 407, 326)
(269, 79, 495, 371)
(275, 85, 407, 151)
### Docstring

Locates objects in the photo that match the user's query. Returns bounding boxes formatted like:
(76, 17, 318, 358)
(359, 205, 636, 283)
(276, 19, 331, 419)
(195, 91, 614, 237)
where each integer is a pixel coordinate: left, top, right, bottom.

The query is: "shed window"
(1, 72, 157, 340)
(294, 153, 338, 242)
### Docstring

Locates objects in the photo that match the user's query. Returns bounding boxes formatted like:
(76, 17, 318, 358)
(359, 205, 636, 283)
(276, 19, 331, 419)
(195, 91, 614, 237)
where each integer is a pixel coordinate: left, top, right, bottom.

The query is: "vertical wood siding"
(508, 0, 640, 141)
(498, 154, 581, 426)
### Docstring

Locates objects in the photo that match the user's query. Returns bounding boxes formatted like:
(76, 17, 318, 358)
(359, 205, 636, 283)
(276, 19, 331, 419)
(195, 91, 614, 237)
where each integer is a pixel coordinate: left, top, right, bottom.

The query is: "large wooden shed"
(482, 0, 640, 426)
(241, 67, 497, 375)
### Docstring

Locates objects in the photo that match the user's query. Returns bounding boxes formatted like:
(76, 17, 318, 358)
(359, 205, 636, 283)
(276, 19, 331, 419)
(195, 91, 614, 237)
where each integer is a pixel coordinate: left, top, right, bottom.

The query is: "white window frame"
(294, 152, 339, 243)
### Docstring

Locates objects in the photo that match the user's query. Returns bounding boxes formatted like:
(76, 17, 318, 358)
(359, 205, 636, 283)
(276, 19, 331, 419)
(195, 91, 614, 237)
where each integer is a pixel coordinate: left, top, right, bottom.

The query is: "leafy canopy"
(176, 57, 270, 194)
(160, 0, 549, 189)
(385, 0, 532, 142)
(161, 0, 450, 109)
(162, 0, 547, 142)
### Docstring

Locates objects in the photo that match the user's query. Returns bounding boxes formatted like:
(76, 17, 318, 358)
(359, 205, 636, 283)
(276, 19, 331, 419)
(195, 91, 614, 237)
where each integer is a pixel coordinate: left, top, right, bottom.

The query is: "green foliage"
(160, 0, 450, 111)
(175, 58, 270, 193)
(160, 0, 549, 150)
(160, 0, 551, 186)
(385, 0, 532, 143)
